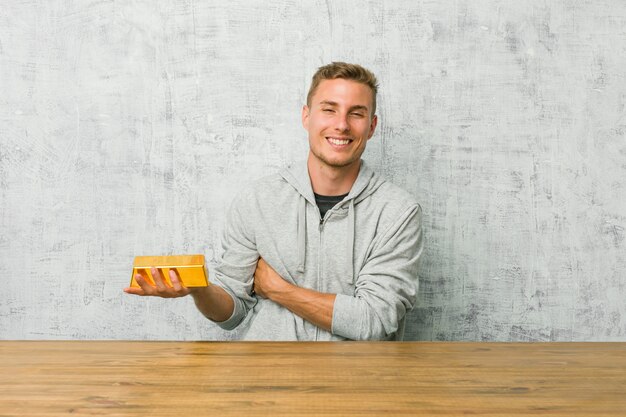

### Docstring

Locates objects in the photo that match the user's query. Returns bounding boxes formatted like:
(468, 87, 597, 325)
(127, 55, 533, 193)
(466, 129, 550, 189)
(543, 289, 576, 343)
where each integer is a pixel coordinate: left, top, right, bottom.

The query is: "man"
(124, 62, 423, 340)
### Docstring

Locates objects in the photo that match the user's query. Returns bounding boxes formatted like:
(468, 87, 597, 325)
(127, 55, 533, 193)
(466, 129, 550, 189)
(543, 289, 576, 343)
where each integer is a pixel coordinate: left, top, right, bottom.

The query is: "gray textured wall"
(1, 1, 625, 341)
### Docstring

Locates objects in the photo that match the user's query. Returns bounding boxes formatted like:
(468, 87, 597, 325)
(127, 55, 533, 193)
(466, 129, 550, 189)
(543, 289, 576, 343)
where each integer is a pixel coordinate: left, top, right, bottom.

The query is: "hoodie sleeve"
(210, 189, 259, 330)
(331, 205, 423, 340)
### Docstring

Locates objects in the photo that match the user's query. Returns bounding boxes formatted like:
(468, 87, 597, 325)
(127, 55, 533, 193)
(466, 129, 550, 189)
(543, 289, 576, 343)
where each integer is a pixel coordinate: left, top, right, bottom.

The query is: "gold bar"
(130, 254, 209, 288)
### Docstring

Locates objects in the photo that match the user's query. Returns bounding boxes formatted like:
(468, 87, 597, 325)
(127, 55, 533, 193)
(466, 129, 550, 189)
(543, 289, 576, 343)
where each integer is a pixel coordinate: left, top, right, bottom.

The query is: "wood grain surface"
(0, 341, 625, 416)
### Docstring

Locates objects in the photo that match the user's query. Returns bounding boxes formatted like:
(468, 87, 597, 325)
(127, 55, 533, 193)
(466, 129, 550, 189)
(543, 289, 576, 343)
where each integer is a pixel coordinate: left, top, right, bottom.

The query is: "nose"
(334, 112, 350, 133)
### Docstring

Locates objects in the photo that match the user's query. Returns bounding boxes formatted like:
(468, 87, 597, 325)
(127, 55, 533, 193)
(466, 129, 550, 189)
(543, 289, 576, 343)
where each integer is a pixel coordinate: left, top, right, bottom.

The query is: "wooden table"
(0, 341, 624, 416)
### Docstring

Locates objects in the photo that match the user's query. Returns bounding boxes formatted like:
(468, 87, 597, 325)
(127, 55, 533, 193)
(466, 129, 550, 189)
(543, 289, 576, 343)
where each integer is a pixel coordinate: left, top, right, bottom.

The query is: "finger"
(169, 268, 189, 296)
(255, 259, 263, 274)
(136, 267, 151, 283)
(124, 286, 146, 296)
(169, 269, 181, 291)
(134, 273, 155, 295)
(151, 267, 168, 292)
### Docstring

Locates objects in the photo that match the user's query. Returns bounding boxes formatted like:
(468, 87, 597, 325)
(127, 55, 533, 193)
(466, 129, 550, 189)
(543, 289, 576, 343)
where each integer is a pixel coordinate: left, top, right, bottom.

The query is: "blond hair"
(306, 62, 379, 116)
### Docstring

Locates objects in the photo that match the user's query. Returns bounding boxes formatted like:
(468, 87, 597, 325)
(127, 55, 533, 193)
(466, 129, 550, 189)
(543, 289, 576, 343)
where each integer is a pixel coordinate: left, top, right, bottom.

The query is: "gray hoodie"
(211, 160, 423, 340)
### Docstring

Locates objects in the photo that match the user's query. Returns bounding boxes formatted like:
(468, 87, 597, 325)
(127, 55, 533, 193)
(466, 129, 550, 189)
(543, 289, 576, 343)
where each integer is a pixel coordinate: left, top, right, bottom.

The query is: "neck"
(307, 153, 361, 196)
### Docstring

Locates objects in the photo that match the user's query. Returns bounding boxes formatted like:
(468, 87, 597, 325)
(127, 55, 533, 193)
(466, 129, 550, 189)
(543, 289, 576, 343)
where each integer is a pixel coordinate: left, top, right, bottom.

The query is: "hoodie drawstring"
(297, 195, 307, 273)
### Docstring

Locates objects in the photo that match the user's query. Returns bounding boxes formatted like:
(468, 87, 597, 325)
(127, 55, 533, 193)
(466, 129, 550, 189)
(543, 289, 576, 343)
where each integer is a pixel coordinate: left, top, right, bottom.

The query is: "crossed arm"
(252, 259, 335, 331)
(123, 260, 335, 331)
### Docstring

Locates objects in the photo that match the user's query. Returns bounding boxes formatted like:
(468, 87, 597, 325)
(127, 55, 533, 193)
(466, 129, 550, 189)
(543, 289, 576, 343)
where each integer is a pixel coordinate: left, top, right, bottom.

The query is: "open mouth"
(326, 137, 353, 146)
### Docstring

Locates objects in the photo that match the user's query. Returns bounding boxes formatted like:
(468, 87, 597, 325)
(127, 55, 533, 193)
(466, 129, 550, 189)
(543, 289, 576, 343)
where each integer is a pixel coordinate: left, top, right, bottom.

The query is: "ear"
(301, 105, 310, 129)
(367, 114, 378, 140)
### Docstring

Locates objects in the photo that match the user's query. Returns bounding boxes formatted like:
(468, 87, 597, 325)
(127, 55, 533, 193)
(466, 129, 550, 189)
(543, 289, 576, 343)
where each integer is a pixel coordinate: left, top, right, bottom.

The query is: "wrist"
(189, 285, 210, 299)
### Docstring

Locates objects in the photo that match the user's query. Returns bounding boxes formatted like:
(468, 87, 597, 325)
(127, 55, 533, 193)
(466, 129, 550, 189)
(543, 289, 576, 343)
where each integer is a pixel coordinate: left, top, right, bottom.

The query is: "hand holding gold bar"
(124, 255, 209, 298)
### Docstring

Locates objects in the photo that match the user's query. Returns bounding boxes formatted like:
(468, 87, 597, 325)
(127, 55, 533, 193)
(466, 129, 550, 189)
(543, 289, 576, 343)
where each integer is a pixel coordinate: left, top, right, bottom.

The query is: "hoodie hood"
(279, 159, 384, 206)
(279, 160, 386, 283)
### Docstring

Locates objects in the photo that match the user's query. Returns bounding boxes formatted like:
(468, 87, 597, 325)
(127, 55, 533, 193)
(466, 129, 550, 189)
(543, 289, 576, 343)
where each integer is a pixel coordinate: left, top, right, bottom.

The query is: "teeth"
(327, 137, 351, 145)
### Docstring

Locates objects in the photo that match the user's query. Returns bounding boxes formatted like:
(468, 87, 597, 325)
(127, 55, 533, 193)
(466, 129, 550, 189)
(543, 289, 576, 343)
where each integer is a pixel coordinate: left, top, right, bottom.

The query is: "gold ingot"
(130, 255, 209, 288)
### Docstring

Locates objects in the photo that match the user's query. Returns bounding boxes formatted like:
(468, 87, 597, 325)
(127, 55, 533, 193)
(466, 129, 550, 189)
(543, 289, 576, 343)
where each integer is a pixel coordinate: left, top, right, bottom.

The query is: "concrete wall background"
(1, 1, 625, 341)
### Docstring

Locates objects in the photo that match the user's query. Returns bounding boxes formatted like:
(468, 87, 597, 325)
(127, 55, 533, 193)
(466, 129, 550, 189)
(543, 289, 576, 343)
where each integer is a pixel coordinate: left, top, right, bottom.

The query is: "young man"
(125, 62, 423, 340)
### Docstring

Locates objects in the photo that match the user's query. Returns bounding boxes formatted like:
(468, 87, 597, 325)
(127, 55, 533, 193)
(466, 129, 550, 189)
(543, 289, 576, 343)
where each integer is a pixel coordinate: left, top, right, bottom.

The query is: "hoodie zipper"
(316, 210, 328, 341)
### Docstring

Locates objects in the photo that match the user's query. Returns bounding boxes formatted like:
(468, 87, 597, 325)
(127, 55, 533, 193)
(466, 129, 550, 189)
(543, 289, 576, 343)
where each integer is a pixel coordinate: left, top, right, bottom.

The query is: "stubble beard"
(310, 145, 362, 170)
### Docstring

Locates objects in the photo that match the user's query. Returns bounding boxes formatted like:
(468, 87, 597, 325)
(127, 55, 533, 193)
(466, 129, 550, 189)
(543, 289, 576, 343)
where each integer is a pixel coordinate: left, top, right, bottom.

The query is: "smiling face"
(302, 78, 378, 173)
